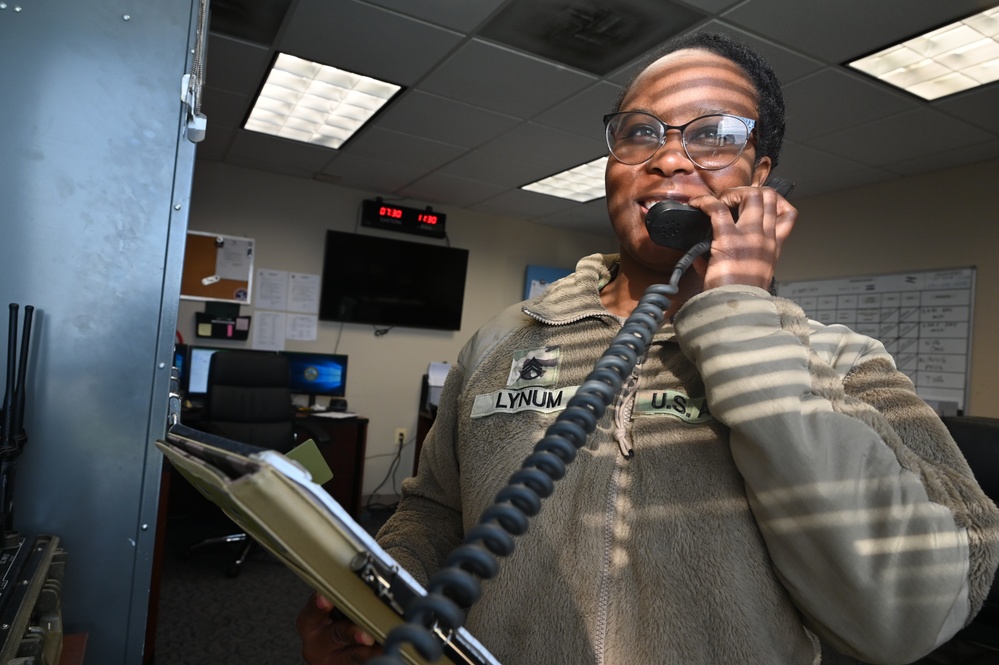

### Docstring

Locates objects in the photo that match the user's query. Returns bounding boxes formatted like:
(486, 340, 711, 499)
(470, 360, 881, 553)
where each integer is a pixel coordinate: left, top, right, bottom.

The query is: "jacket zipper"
(593, 460, 623, 665)
(613, 363, 641, 459)
(522, 306, 616, 327)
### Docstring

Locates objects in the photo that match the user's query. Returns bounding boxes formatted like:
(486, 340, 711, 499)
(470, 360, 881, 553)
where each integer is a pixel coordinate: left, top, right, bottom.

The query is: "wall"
(181, 155, 999, 504)
(777, 158, 999, 417)
(0, 0, 197, 662)
(180, 161, 613, 495)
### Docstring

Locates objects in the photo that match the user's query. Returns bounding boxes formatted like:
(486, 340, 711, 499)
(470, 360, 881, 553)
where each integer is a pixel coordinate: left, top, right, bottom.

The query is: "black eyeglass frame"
(603, 111, 757, 170)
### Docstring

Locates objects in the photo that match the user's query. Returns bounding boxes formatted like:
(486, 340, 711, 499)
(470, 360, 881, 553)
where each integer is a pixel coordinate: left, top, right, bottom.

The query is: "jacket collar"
(522, 253, 621, 326)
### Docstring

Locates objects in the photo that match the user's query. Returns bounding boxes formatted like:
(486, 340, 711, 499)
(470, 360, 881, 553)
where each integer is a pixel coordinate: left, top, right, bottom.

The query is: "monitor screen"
(319, 230, 469, 331)
(285, 351, 348, 398)
(183, 346, 348, 399)
(184, 346, 227, 396)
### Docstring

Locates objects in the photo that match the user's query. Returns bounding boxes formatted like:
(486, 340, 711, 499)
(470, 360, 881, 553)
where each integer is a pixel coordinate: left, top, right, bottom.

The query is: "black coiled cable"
(368, 240, 711, 665)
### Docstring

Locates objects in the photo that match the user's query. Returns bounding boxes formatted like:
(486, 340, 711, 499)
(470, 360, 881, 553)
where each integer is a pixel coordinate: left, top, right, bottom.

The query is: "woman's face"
(605, 49, 771, 272)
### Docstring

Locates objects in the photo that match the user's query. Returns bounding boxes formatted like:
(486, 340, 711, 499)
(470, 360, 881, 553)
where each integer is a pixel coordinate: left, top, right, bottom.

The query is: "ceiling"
(196, 0, 999, 236)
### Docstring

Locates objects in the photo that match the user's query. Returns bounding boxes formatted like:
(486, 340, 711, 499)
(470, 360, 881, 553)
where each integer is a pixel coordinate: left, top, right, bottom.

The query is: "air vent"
(479, 0, 705, 75)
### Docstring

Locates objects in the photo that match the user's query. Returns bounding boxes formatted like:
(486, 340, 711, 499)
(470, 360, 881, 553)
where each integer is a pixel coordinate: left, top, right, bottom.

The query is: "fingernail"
(355, 631, 375, 646)
(315, 594, 333, 611)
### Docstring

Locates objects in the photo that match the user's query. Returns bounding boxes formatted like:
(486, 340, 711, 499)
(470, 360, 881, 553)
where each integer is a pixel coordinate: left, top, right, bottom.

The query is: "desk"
(296, 414, 368, 518)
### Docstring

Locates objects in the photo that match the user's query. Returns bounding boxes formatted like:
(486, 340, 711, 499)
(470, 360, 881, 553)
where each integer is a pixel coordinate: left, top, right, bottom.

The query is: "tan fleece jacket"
(377, 253, 999, 665)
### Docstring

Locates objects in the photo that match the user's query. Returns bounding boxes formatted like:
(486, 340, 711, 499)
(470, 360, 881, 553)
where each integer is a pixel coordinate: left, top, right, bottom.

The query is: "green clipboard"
(157, 423, 499, 665)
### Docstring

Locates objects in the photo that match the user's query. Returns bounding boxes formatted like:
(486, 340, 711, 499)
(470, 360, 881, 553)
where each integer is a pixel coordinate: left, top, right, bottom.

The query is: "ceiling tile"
(375, 91, 520, 148)
(531, 198, 613, 235)
(204, 33, 272, 95)
(783, 68, 918, 141)
(279, 0, 464, 86)
(470, 187, 580, 219)
(360, 0, 507, 32)
(345, 127, 466, 171)
(723, 0, 992, 62)
(885, 139, 999, 177)
(195, 125, 237, 162)
(201, 87, 250, 130)
(934, 85, 999, 134)
(477, 0, 705, 76)
(477, 123, 605, 169)
(436, 150, 571, 188)
(810, 108, 996, 167)
(419, 39, 596, 118)
(317, 152, 424, 192)
(397, 172, 508, 208)
(533, 81, 624, 139)
(225, 130, 336, 176)
(776, 141, 895, 197)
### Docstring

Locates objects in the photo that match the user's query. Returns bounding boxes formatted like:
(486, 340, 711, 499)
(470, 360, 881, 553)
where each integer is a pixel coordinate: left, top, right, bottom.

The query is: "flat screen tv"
(319, 230, 469, 331)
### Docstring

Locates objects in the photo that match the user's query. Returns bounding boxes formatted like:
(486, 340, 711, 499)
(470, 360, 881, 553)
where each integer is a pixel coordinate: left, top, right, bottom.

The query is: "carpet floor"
(150, 504, 393, 665)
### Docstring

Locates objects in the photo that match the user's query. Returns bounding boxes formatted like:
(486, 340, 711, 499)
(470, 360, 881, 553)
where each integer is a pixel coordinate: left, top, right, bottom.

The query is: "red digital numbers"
(417, 213, 438, 225)
(379, 206, 403, 219)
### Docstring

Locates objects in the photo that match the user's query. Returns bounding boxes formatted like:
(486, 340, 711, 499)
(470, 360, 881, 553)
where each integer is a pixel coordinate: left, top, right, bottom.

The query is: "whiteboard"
(777, 267, 975, 411)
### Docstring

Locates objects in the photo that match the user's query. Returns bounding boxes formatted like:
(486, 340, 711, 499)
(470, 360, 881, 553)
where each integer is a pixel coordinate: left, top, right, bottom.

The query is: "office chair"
(915, 415, 999, 664)
(186, 350, 329, 576)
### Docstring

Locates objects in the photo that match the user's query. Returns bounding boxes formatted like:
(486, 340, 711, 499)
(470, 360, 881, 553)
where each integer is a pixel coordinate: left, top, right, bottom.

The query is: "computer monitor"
(284, 351, 348, 401)
(184, 346, 223, 396)
(181, 346, 348, 406)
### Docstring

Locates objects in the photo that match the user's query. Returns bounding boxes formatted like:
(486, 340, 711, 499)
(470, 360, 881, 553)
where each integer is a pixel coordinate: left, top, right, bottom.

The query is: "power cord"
(367, 240, 711, 664)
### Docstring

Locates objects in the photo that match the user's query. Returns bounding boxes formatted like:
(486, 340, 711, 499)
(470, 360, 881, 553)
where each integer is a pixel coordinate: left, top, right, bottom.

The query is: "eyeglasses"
(603, 111, 756, 170)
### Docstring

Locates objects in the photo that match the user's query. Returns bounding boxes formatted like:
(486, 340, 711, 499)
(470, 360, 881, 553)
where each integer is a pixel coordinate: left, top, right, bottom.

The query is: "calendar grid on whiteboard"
(777, 267, 975, 412)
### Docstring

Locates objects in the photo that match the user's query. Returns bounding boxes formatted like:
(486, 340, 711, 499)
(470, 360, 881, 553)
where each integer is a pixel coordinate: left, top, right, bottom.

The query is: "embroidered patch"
(505, 345, 560, 389)
(471, 386, 578, 418)
(633, 390, 713, 424)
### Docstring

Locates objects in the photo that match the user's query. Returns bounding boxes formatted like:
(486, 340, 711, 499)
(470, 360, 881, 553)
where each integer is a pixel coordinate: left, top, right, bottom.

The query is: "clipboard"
(156, 424, 500, 665)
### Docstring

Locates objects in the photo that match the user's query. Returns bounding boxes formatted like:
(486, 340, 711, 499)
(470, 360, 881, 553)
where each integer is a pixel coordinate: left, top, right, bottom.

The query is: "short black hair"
(614, 32, 786, 169)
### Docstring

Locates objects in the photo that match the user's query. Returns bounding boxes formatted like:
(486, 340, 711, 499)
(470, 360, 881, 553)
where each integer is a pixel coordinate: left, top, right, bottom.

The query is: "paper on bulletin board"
(217, 238, 254, 280)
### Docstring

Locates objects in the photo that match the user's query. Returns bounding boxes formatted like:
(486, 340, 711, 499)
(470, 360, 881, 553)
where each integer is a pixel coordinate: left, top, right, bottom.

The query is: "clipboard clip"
(350, 552, 413, 616)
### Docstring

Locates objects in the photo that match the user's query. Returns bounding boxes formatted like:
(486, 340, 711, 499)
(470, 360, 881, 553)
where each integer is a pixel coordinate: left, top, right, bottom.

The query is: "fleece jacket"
(377, 253, 999, 665)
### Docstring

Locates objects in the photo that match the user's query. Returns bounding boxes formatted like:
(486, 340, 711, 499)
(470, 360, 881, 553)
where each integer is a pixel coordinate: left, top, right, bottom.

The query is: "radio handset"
(645, 177, 795, 250)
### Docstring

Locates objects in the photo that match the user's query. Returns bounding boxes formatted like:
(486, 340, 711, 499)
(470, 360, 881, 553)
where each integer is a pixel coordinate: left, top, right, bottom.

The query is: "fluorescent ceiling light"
(521, 157, 607, 202)
(245, 53, 401, 148)
(849, 7, 999, 100)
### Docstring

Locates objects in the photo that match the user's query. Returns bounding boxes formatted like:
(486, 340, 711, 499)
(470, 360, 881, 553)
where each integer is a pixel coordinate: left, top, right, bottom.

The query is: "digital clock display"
(379, 205, 403, 219)
(362, 199, 447, 238)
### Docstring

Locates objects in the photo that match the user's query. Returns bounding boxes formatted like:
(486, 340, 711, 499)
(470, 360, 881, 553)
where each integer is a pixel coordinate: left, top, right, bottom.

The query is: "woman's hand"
(297, 592, 382, 665)
(690, 183, 797, 291)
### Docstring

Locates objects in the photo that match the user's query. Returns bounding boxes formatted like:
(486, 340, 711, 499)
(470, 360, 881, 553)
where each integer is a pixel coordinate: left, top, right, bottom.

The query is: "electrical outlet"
(395, 428, 407, 448)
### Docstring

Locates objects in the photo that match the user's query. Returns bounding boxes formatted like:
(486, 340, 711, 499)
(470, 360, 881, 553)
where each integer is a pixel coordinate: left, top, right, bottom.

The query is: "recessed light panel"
(245, 53, 401, 148)
(521, 157, 607, 202)
(849, 7, 999, 100)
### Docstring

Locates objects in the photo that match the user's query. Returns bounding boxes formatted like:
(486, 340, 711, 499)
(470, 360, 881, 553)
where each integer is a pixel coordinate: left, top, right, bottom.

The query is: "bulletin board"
(180, 231, 255, 304)
(776, 266, 975, 411)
